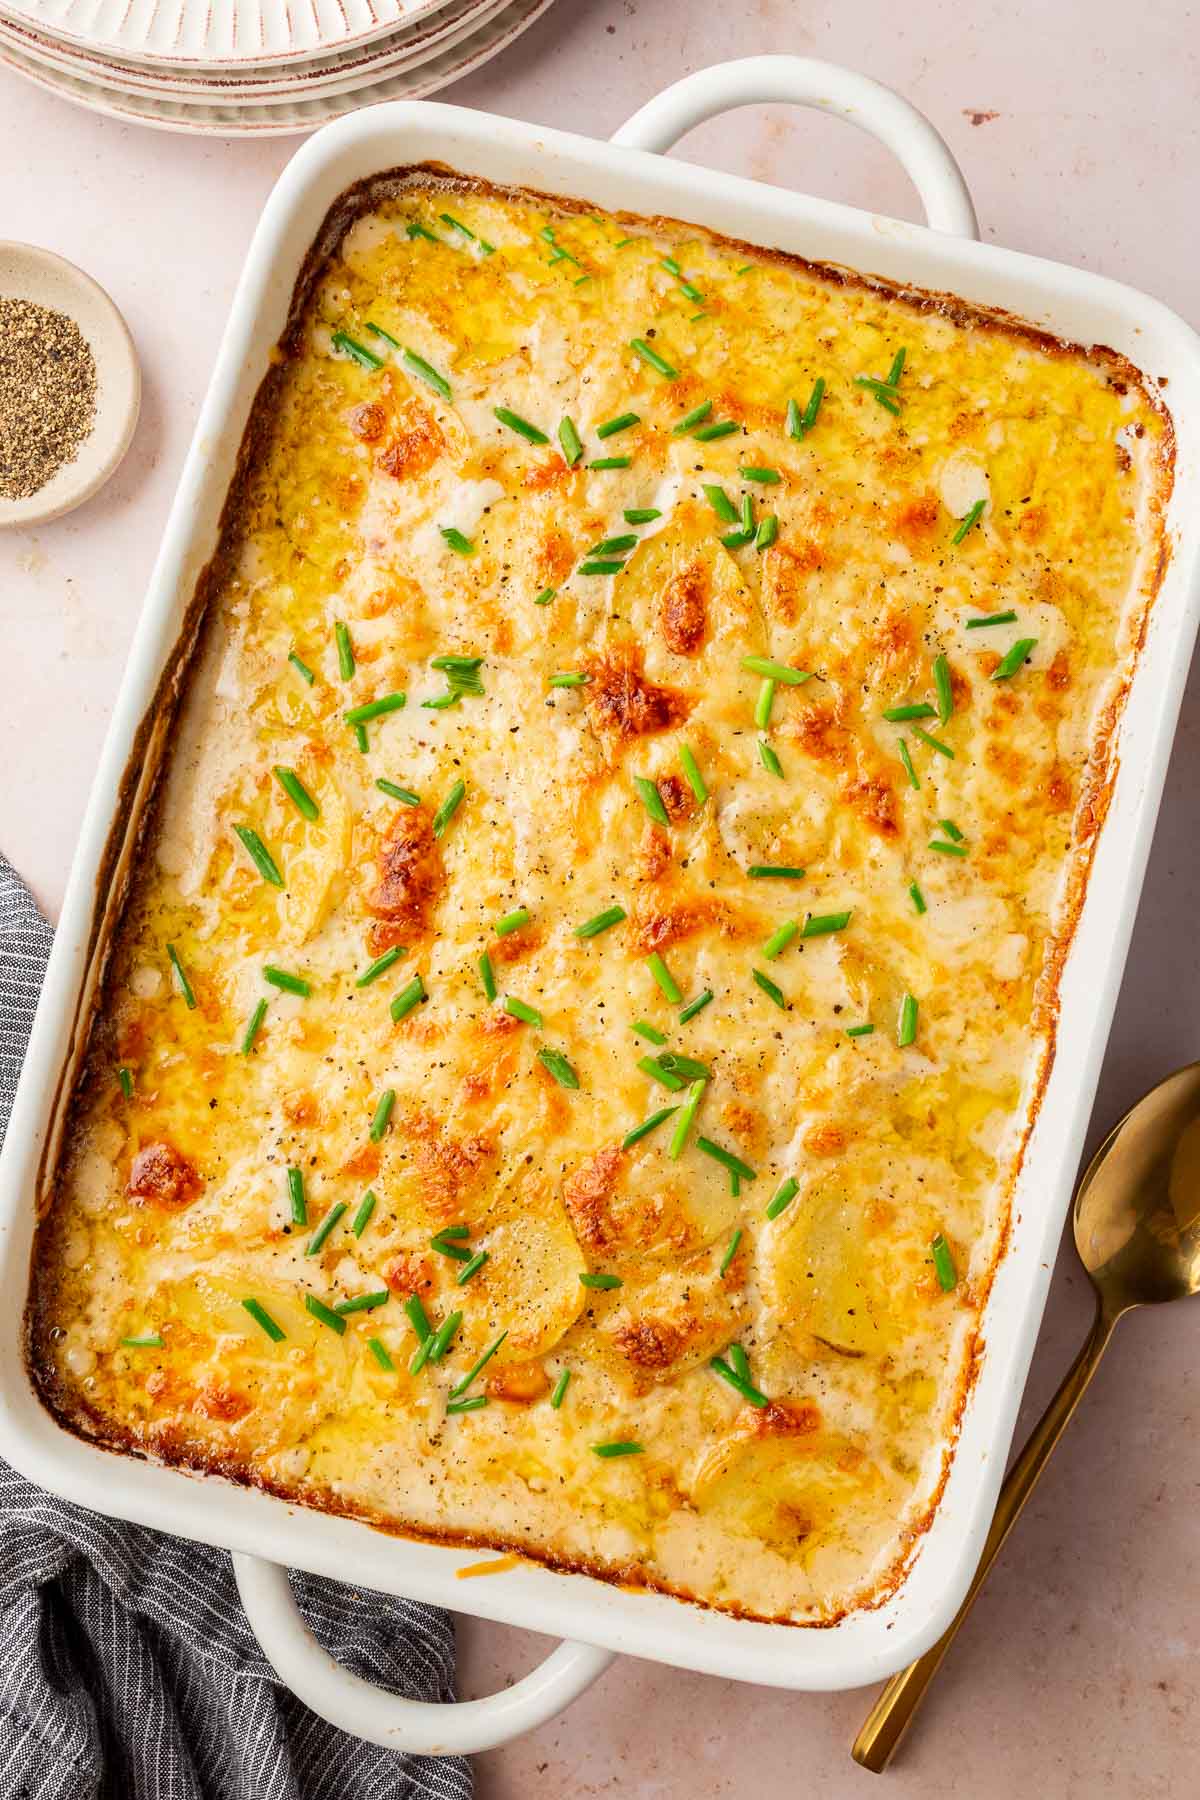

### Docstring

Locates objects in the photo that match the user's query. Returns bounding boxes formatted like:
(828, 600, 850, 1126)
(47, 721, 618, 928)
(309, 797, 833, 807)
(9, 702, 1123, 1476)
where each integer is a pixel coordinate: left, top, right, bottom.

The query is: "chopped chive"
(703, 483, 738, 523)
(647, 952, 682, 1004)
(305, 1203, 348, 1259)
(332, 330, 383, 371)
(344, 693, 407, 726)
(939, 817, 965, 841)
(352, 1190, 377, 1238)
(406, 220, 439, 242)
(286, 1167, 307, 1227)
(929, 839, 969, 857)
(264, 965, 310, 998)
(719, 1229, 742, 1276)
(592, 1440, 643, 1457)
(432, 779, 465, 837)
(952, 498, 986, 544)
(404, 1295, 432, 1343)
(357, 945, 404, 987)
(697, 1137, 756, 1182)
(752, 969, 787, 1010)
(883, 702, 936, 722)
(402, 348, 451, 399)
(678, 744, 707, 805)
(446, 1396, 489, 1416)
(439, 527, 475, 555)
(234, 824, 284, 887)
(912, 725, 955, 759)
(121, 1332, 162, 1349)
(456, 1250, 489, 1286)
(933, 654, 953, 724)
(305, 1293, 346, 1336)
(736, 264, 753, 275)
(550, 1369, 571, 1408)
(757, 739, 784, 778)
(855, 375, 902, 413)
(740, 493, 754, 535)
(479, 953, 497, 1001)
(801, 911, 852, 938)
(166, 942, 197, 1010)
(658, 1052, 711, 1081)
(740, 655, 811, 685)
(931, 1233, 958, 1291)
(898, 993, 919, 1047)
(762, 920, 798, 960)
(788, 376, 826, 438)
(909, 880, 927, 915)
(624, 507, 662, 523)
(365, 321, 400, 349)
(673, 400, 713, 434)
(334, 620, 355, 680)
(273, 766, 319, 820)
(117, 1066, 134, 1099)
(748, 865, 805, 879)
(899, 738, 921, 790)
(722, 528, 753, 550)
(846, 1022, 875, 1038)
(241, 998, 267, 1055)
(367, 1337, 395, 1371)
(496, 907, 531, 936)
(597, 411, 640, 438)
(755, 514, 778, 551)
(786, 397, 803, 438)
(534, 587, 557, 606)
(590, 534, 639, 557)
(634, 776, 670, 826)
(754, 678, 776, 730)
(622, 1104, 679, 1149)
(431, 1234, 472, 1263)
(494, 406, 549, 445)
(709, 1356, 769, 1407)
(390, 974, 426, 1022)
(504, 996, 543, 1028)
(730, 1170, 741, 1199)
(579, 559, 626, 576)
(538, 1047, 580, 1090)
(376, 780, 420, 806)
(766, 1176, 799, 1220)
(693, 420, 741, 442)
(729, 1343, 751, 1383)
(580, 1272, 622, 1290)
(549, 672, 591, 688)
(678, 989, 713, 1024)
(427, 1310, 463, 1363)
(575, 905, 626, 939)
(242, 1298, 285, 1342)
(288, 650, 316, 685)
(740, 466, 781, 484)
(450, 1330, 509, 1399)
(558, 417, 583, 465)
(353, 723, 369, 752)
(630, 338, 677, 378)
(668, 1078, 706, 1160)
(992, 637, 1038, 681)
(587, 457, 631, 471)
(369, 1088, 396, 1142)
(436, 1225, 470, 1241)
(887, 347, 907, 385)
(638, 1056, 685, 1092)
(632, 1020, 667, 1045)
(966, 609, 1018, 629)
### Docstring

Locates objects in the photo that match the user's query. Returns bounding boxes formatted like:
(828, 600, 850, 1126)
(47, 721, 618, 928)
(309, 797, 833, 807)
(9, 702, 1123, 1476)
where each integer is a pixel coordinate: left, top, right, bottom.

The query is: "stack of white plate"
(0, 0, 556, 135)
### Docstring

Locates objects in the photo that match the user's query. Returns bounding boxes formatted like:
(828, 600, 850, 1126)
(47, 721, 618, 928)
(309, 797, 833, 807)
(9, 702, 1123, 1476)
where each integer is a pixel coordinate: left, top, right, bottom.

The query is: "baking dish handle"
(611, 55, 978, 239)
(233, 1552, 614, 1754)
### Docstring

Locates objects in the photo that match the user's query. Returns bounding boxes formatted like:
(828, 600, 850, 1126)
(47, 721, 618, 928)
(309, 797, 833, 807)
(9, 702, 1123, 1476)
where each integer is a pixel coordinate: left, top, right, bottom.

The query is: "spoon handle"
(852, 1301, 1119, 1773)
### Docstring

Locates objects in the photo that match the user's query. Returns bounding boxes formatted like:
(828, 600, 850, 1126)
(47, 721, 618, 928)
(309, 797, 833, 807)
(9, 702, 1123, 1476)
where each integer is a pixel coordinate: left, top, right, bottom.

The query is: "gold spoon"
(853, 1061, 1200, 1774)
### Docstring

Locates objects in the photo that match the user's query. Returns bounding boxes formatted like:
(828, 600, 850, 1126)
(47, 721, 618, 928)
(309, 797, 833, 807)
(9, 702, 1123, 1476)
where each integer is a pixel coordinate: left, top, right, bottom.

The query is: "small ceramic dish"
(0, 241, 140, 529)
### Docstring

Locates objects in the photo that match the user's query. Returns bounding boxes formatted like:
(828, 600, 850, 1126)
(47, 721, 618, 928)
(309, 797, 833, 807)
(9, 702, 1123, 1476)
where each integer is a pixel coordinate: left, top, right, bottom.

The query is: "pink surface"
(3, 3, 1199, 1793)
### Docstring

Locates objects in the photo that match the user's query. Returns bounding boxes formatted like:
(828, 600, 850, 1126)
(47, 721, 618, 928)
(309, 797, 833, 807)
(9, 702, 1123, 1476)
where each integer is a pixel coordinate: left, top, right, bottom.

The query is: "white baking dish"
(3, 56, 1199, 1757)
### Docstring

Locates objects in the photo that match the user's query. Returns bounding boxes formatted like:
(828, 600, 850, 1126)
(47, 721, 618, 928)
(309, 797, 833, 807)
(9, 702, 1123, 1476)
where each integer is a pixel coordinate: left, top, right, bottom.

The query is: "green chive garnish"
(441, 212, 487, 247)
(234, 825, 284, 888)
(899, 739, 920, 790)
(762, 920, 798, 960)
(846, 1022, 875, 1038)
(576, 905, 626, 939)
(624, 507, 662, 523)
(755, 514, 778, 551)
(719, 1229, 742, 1276)
(739, 493, 753, 535)
(657, 1052, 710, 1081)
(694, 420, 741, 443)
(376, 780, 420, 806)
(166, 942, 196, 1009)
(404, 1295, 432, 1343)
(697, 1137, 756, 1182)
(550, 1369, 571, 1408)
(494, 406, 549, 445)
(579, 560, 626, 576)
(580, 1272, 622, 1290)
(549, 672, 591, 688)
(365, 322, 400, 349)
(286, 1167, 307, 1227)
(406, 221, 438, 243)
(432, 1232, 472, 1263)
(456, 1250, 489, 1286)
(742, 655, 811, 685)
(479, 953, 497, 1002)
(754, 678, 776, 730)
(534, 587, 557, 606)
(597, 411, 640, 438)
(883, 702, 936, 722)
(369, 1088, 396, 1142)
(305, 1203, 348, 1259)
(668, 1078, 706, 1160)
(678, 744, 707, 805)
(590, 534, 638, 555)
(757, 740, 784, 778)
(766, 1177, 799, 1219)
(703, 484, 738, 523)
(801, 911, 852, 938)
(632, 1020, 667, 1045)
(898, 993, 919, 1047)
(344, 693, 407, 726)
(929, 839, 969, 857)
(496, 907, 530, 936)
(748, 865, 805, 879)
(504, 996, 543, 1028)
(402, 348, 451, 399)
(367, 1337, 395, 1371)
(678, 990, 713, 1023)
(592, 1441, 643, 1457)
(740, 466, 780, 484)
(939, 818, 965, 841)
(931, 1233, 958, 1291)
(120, 1332, 162, 1349)
(634, 776, 669, 826)
(288, 650, 316, 685)
(273, 766, 319, 820)
(992, 638, 1038, 680)
(306, 1293, 346, 1336)
(357, 945, 404, 987)
(673, 400, 713, 434)
(264, 965, 310, 998)
(432, 779, 465, 837)
(558, 417, 583, 465)
(933, 654, 953, 723)
(118, 1066, 134, 1099)
(241, 998, 267, 1055)
(788, 377, 825, 438)
(538, 1047, 580, 1089)
(909, 880, 927, 915)
(622, 1104, 679, 1149)
(638, 1056, 685, 1092)
(446, 1395, 488, 1414)
(332, 330, 383, 371)
(912, 725, 955, 759)
(966, 610, 1018, 629)
(587, 457, 631, 471)
(647, 952, 682, 1004)
(334, 620, 355, 680)
(450, 1330, 509, 1399)
(427, 1310, 463, 1364)
(390, 975, 426, 1023)
(752, 969, 787, 1009)
(710, 1356, 768, 1407)
(352, 1190, 377, 1238)
(242, 1298, 285, 1342)
(440, 527, 474, 555)
(630, 338, 677, 378)
(952, 498, 986, 544)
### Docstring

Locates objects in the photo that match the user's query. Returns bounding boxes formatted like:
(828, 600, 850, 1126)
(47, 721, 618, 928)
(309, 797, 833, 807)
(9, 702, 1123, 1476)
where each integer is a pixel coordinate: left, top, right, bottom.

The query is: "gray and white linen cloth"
(0, 852, 471, 1800)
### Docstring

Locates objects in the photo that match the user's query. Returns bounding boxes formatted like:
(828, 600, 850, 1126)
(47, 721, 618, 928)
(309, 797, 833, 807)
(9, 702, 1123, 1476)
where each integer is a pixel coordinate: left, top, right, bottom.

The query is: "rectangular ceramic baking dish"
(3, 56, 1200, 1757)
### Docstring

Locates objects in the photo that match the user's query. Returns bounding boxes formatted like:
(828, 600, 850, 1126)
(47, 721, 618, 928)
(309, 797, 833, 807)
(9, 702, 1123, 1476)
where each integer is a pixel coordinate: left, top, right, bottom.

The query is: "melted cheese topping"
(30, 177, 1171, 1624)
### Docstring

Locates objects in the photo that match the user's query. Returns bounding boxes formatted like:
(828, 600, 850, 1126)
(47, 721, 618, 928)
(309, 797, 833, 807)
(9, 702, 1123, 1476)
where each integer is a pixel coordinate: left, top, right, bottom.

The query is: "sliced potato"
(463, 1180, 587, 1364)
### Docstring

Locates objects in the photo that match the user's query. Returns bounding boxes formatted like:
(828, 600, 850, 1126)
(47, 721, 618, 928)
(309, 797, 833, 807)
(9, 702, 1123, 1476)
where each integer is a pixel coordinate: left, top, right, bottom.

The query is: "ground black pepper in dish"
(0, 296, 97, 500)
